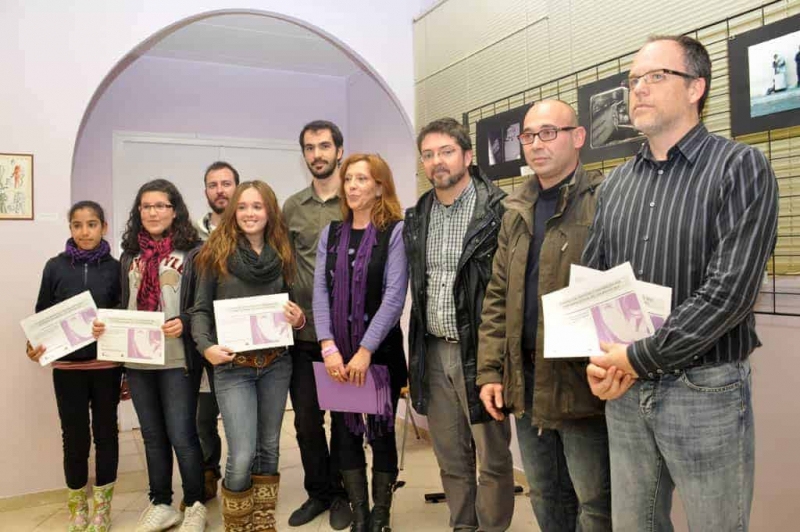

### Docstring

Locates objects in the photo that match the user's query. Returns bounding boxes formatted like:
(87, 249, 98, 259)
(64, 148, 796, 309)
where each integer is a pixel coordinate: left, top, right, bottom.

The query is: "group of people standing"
(26, 34, 776, 532)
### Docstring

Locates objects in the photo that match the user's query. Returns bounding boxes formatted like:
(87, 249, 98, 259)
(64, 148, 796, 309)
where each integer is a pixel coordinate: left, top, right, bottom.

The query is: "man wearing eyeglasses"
(404, 118, 514, 532)
(477, 100, 610, 532)
(193, 160, 240, 505)
(583, 36, 778, 531)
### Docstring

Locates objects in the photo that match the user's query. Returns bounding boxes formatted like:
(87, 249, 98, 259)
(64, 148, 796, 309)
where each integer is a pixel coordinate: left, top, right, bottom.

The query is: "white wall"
(72, 55, 350, 239)
(0, 0, 427, 499)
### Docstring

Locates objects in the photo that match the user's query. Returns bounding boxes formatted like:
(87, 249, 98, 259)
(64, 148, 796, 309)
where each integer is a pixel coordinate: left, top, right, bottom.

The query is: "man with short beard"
(194, 160, 239, 504)
(195, 161, 238, 239)
(283, 120, 351, 530)
(404, 118, 515, 531)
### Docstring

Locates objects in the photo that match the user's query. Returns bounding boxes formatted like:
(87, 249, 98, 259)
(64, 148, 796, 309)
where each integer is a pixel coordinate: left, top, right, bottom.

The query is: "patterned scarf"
(136, 231, 173, 312)
(64, 238, 111, 265)
(331, 221, 393, 440)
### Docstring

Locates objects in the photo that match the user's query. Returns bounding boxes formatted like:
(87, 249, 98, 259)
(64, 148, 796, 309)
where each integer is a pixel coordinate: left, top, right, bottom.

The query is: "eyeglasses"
(518, 127, 577, 145)
(420, 146, 459, 163)
(139, 203, 173, 213)
(622, 68, 697, 89)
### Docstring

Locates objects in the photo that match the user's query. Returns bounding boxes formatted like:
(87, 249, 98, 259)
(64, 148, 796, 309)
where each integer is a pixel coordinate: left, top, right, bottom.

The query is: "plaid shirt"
(425, 179, 477, 339)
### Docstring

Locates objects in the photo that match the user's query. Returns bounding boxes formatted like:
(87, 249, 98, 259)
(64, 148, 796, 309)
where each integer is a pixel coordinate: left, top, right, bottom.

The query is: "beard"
(307, 157, 338, 180)
(427, 166, 468, 190)
(207, 195, 229, 215)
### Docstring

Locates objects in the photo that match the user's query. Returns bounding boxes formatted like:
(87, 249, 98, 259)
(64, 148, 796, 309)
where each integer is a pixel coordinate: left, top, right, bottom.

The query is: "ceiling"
(143, 14, 362, 77)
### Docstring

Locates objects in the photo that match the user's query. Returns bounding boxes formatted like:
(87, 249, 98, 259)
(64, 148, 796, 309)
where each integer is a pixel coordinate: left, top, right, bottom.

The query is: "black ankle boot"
(341, 468, 370, 532)
(370, 470, 396, 532)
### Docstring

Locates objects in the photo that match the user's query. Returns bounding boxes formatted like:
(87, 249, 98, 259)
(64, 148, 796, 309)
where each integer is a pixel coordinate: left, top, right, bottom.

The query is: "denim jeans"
(126, 367, 204, 505)
(214, 353, 292, 492)
(515, 368, 611, 532)
(606, 361, 754, 532)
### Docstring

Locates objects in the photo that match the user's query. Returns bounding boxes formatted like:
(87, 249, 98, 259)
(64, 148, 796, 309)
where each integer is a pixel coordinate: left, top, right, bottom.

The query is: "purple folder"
(312, 362, 383, 414)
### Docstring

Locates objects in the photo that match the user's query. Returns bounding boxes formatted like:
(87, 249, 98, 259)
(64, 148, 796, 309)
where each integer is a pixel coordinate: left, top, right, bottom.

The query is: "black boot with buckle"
(369, 470, 395, 532)
(341, 468, 370, 532)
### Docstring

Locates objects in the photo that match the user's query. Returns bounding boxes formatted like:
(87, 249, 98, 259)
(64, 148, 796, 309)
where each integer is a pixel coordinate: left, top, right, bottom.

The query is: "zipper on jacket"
(83, 263, 88, 287)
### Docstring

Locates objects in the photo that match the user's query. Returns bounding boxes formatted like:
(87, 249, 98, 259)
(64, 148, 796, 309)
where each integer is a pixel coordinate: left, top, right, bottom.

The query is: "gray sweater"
(191, 266, 287, 356)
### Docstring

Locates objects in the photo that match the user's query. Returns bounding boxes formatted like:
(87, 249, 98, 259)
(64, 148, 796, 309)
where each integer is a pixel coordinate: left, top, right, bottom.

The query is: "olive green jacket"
(476, 164, 605, 429)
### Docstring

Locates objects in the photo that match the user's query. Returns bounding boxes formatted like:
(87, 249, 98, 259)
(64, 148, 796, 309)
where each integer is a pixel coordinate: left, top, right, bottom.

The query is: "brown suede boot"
(251, 474, 279, 532)
(221, 483, 254, 532)
(204, 469, 221, 501)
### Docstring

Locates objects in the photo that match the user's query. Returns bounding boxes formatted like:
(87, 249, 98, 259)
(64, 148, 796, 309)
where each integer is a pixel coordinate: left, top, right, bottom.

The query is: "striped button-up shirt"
(582, 123, 778, 378)
(426, 179, 477, 339)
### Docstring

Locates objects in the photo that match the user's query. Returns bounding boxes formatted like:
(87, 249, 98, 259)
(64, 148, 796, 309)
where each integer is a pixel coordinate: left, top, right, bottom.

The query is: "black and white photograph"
(577, 71, 645, 164)
(475, 104, 528, 180)
(730, 13, 800, 136)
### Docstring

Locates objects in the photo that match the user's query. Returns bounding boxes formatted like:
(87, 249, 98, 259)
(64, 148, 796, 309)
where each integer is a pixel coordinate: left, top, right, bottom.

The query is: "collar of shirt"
(296, 184, 340, 205)
(637, 122, 709, 166)
(433, 177, 476, 211)
(537, 169, 575, 201)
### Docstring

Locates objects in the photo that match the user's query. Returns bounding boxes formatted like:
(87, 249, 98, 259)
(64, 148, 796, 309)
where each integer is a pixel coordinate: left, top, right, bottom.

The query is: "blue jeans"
(606, 361, 754, 531)
(214, 353, 292, 492)
(127, 367, 204, 505)
(515, 368, 611, 532)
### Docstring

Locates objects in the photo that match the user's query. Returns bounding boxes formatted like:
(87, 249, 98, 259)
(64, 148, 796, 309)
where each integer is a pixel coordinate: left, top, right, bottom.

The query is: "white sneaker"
(135, 503, 182, 532)
(178, 501, 207, 531)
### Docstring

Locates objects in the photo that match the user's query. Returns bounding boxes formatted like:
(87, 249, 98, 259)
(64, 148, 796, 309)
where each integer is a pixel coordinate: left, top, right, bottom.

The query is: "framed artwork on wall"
(0, 153, 33, 220)
(577, 71, 645, 164)
(728, 13, 800, 137)
(475, 104, 529, 180)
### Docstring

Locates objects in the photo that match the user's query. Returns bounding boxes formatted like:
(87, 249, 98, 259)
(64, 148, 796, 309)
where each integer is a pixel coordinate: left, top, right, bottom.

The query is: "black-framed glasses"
(518, 127, 577, 145)
(139, 203, 173, 213)
(622, 68, 698, 89)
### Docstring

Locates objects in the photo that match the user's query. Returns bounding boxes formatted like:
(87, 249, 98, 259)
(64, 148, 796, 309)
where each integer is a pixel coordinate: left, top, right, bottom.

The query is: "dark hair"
(120, 179, 200, 253)
(647, 34, 712, 115)
(204, 161, 240, 186)
(416, 117, 472, 152)
(298, 120, 344, 150)
(68, 200, 106, 225)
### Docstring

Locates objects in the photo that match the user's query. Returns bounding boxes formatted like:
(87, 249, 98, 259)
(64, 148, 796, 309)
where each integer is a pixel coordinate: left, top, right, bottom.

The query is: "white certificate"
(20, 291, 98, 366)
(96, 309, 165, 365)
(213, 293, 293, 353)
(542, 262, 655, 358)
(570, 264, 672, 329)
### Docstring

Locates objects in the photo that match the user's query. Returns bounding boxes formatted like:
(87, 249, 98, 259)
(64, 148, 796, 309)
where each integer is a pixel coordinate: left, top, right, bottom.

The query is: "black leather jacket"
(403, 171, 506, 424)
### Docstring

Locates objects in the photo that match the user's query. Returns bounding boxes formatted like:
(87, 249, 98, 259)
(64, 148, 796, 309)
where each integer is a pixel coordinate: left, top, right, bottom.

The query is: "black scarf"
(227, 237, 283, 285)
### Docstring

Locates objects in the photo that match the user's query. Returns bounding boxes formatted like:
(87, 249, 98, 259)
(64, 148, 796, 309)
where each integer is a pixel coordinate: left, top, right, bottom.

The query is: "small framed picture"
(0, 153, 33, 220)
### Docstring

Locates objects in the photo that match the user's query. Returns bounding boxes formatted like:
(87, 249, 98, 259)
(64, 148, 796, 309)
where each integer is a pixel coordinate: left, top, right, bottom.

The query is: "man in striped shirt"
(582, 35, 778, 531)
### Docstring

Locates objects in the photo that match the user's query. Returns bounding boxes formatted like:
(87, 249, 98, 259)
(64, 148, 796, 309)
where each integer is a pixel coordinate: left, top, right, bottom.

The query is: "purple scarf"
(331, 221, 394, 440)
(65, 238, 111, 265)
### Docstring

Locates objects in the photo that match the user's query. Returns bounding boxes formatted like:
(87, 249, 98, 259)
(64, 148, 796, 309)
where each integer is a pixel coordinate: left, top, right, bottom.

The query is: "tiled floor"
(0, 410, 538, 531)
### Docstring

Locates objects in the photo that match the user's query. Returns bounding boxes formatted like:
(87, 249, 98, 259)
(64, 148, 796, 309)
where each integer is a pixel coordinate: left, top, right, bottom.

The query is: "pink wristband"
(321, 345, 339, 358)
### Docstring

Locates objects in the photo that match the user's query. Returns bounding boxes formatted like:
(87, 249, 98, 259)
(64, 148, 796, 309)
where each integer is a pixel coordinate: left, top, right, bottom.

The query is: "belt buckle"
(255, 353, 267, 368)
(443, 336, 458, 344)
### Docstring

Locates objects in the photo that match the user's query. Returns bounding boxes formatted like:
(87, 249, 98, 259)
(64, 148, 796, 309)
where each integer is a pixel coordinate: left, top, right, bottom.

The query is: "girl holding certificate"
(93, 179, 207, 532)
(192, 180, 304, 532)
(26, 200, 121, 532)
(312, 154, 408, 532)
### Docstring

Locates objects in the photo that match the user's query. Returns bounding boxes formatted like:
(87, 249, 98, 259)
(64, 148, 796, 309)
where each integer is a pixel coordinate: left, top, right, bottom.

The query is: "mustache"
(312, 158, 329, 166)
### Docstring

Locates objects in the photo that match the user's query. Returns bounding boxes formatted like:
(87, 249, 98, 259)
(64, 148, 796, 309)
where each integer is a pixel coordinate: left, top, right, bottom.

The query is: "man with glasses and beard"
(194, 160, 239, 504)
(404, 118, 514, 532)
(283, 120, 352, 530)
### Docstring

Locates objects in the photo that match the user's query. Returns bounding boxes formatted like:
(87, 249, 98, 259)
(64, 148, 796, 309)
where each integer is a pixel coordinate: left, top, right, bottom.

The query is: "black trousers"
(289, 340, 346, 502)
(196, 365, 222, 476)
(331, 388, 401, 474)
(52, 367, 122, 489)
